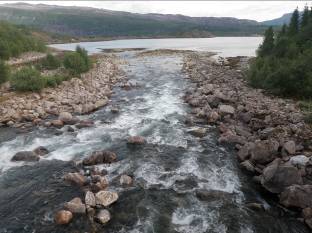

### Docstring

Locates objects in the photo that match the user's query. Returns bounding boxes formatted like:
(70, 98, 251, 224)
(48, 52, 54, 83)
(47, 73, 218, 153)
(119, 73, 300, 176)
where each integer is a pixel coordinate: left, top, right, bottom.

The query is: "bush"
(45, 75, 67, 87)
(63, 46, 91, 75)
(11, 67, 46, 92)
(0, 60, 10, 84)
(41, 53, 61, 70)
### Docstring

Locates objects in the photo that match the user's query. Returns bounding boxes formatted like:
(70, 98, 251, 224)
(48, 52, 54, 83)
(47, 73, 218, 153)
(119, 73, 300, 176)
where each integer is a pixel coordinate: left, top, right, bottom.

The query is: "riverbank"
(183, 51, 312, 229)
(0, 54, 124, 128)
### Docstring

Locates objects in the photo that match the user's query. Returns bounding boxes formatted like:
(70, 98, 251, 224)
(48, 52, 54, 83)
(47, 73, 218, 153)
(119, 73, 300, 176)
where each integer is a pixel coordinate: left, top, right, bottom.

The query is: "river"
(0, 39, 309, 232)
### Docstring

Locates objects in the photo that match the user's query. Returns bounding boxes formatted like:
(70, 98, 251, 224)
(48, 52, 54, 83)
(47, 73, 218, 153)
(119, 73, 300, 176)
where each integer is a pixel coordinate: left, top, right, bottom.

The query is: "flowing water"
(0, 51, 309, 233)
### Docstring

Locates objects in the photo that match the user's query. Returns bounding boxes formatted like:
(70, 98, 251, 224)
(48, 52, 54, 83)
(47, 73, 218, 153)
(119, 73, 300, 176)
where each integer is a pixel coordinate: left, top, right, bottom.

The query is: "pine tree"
(288, 8, 299, 36)
(301, 5, 310, 28)
(258, 26, 274, 57)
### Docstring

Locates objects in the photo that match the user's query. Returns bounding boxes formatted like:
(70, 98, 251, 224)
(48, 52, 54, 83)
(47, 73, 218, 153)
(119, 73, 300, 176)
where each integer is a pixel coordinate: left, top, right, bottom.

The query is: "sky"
(0, 1, 310, 21)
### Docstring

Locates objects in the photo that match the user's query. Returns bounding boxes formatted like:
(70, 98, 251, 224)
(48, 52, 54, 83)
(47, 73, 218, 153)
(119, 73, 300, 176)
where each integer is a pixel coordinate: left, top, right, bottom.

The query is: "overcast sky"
(1, 1, 310, 21)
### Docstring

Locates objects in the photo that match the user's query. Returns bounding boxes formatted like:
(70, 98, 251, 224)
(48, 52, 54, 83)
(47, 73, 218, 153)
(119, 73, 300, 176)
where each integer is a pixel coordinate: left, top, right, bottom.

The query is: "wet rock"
(85, 191, 96, 207)
(280, 185, 312, 209)
(245, 203, 264, 211)
(240, 160, 256, 174)
(54, 210, 73, 225)
(195, 189, 232, 202)
(261, 162, 303, 193)
(111, 107, 119, 114)
(50, 119, 64, 128)
(188, 127, 207, 138)
(11, 151, 39, 162)
(95, 191, 118, 207)
(127, 136, 146, 145)
(303, 208, 312, 229)
(76, 120, 94, 129)
(250, 140, 279, 164)
(64, 197, 86, 214)
(283, 140, 296, 155)
(64, 172, 87, 186)
(58, 112, 73, 124)
(219, 104, 235, 115)
(96, 209, 111, 224)
(120, 175, 133, 186)
(83, 150, 117, 165)
(33, 146, 49, 156)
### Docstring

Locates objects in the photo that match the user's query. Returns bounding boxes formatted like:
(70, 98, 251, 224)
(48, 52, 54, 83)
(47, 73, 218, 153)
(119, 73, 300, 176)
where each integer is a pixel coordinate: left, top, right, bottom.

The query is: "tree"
(258, 26, 274, 57)
(301, 5, 310, 28)
(288, 8, 299, 36)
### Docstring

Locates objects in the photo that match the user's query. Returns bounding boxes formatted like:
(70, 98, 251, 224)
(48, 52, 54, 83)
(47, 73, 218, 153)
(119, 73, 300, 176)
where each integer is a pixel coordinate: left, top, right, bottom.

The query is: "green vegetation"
(41, 53, 61, 70)
(63, 46, 92, 75)
(248, 6, 312, 99)
(0, 21, 46, 60)
(0, 60, 10, 84)
(9, 46, 92, 92)
(11, 67, 46, 92)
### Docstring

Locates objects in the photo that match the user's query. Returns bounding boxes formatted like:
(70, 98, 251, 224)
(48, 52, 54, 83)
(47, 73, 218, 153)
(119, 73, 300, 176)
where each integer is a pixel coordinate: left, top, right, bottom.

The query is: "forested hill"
(0, 3, 266, 38)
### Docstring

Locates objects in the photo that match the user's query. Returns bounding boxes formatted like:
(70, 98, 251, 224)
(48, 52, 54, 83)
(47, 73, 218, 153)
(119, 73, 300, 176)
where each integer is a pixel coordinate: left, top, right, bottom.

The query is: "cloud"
(0, 1, 310, 21)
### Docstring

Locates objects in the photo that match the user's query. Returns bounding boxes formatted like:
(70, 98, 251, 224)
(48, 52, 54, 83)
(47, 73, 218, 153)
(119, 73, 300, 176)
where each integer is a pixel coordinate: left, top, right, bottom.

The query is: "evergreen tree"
(301, 5, 310, 28)
(288, 8, 299, 36)
(258, 26, 274, 57)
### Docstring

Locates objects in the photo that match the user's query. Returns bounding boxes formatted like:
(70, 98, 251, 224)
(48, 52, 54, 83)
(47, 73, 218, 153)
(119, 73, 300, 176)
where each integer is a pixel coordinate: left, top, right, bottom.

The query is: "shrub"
(0, 60, 10, 84)
(63, 46, 91, 75)
(11, 67, 46, 92)
(41, 53, 61, 70)
(45, 75, 67, 87)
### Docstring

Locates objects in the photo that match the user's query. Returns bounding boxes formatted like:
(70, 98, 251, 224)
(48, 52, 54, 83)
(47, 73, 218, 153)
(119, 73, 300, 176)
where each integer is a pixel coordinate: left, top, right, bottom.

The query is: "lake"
(50, 37, 262, 57)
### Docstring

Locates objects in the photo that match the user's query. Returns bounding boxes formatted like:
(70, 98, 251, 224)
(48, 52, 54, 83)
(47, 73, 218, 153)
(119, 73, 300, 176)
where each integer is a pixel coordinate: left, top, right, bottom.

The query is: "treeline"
(0, 21, 46, 60)
(248, 6, 312, 99)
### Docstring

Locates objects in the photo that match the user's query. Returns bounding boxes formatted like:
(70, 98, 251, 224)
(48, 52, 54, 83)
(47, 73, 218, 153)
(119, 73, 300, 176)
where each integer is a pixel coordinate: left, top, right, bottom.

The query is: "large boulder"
(83, 150, 117, 166)
(95, 191, 118, 207)
(261, 162, 303, 193)
(280, 185, 312, 208)
(250, 140, 279, 164)
(33, 146, 49, 156)
(64, 172, 87, 186)
(11, 151, 39, 162)
(54, 210, 73, 225)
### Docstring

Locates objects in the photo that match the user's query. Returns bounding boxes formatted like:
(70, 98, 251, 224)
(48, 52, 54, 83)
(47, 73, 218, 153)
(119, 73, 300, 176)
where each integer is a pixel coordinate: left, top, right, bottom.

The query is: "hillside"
(0, 3, 266, 38)
(262, 12, 293, 26)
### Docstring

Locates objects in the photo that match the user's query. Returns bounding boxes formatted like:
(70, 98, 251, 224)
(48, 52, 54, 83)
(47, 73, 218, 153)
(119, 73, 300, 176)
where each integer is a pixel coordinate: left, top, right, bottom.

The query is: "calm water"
(50, 37, 262, 57)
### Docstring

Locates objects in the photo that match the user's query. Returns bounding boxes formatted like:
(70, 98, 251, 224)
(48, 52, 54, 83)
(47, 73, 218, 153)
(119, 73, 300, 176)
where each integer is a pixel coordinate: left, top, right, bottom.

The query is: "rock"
(58, 112, 73, 124)
(280, 185, 312, 209)
(51, 119, 64, 128)
(195, 189, 232, 201)
(110, 107, 119, 114)
(64, 172, 87, 186)
(94, 99, 108, 110)
(219, 105, 235, 115)
(95, 191, 118, 207)
(85, 191, 96, 207)
(11, 151, 39, 162)
(54, 210, 73, 225)
(240, 160, 256, 174)
(96, 209, 111, 224)
(289, 155, 310, 167)
(76, 120, 94, 129)
(283, 140, 296, 155)
(261, 162, 303, 193)
(250, 140, 279, 164)
(120, 175, 133, 186)
(33, 146, 49, 156)
(91, 176, 109, 192)
(303, 207, 312, 219)
(207, 111, 219, 123)
(83, 150, 117, 165)
(188, 127, 207, 138)
(64, 197, 86, 214)
(237, 142, 254, 161)
(127, 136, 146, 145)
(245, 203, 264, 211)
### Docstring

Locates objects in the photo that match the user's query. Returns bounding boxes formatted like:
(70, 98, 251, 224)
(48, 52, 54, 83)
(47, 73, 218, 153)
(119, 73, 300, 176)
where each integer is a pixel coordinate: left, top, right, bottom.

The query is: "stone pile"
(183, 52, 312, 229)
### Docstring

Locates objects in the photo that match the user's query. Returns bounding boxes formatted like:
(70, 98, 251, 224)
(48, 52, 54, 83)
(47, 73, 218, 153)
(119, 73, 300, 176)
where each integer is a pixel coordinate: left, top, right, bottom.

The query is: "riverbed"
(0, 45, 309, 232)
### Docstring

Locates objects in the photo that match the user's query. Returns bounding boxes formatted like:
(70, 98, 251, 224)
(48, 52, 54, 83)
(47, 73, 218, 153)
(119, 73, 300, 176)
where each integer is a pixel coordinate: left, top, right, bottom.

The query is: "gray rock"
(127, 136, 146, 145)
(33, 146, 49, 156)
(95, 191, 118, 207)
(219, 104, 235, 115)
(280, 185, 312, 208)
(188, 127, 207, 138)
(250, 140, 279, 164)
(240, 160, 256, 174)
(289, 155, 310, 167)
(85, 191, 96, 207)
(64, 172, 87, 186)
(283, 140, 296, 155)
(11, 151, 39, 162)
(96, 209, 111, 224)
(58, 112, 73, 124)
(120, 175, 133, 186)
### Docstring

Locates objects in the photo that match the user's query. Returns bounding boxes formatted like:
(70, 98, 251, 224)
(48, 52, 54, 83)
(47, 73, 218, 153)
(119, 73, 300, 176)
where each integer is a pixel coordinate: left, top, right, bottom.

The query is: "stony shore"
(183, 52, 312, 229)
(0, 54, 125, 128)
